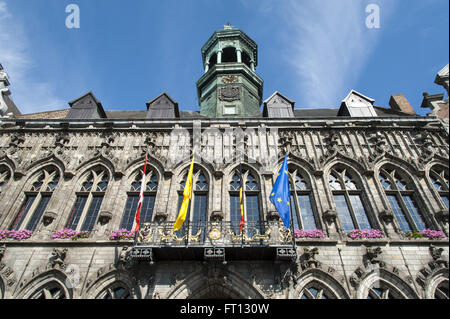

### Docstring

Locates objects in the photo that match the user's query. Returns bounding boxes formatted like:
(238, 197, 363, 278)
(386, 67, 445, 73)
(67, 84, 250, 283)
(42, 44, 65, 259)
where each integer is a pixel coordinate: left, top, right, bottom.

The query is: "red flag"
(134, 153, 148, 233)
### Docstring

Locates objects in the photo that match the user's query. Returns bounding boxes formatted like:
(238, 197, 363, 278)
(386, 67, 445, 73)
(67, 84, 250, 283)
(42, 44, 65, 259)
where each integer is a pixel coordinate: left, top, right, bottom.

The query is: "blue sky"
(0, 0, 448, 116)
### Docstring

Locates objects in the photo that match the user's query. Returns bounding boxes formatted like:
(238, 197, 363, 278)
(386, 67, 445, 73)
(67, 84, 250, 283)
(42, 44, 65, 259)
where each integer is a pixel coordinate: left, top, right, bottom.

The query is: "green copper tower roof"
(196, 24, 264, 118)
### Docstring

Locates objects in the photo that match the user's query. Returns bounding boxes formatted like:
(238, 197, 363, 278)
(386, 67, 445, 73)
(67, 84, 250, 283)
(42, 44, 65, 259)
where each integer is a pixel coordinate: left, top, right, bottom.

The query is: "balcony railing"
(134, 221, 295, 247)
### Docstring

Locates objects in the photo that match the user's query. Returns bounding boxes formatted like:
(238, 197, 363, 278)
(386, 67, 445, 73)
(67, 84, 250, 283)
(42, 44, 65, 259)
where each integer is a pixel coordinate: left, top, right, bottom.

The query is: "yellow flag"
(173, 157, 194, 231)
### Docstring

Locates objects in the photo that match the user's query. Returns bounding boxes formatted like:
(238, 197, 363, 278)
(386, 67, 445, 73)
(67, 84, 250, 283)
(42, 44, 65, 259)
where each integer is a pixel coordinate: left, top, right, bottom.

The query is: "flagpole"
(286, 152, 296, 254)
(240, 161, 244, 247)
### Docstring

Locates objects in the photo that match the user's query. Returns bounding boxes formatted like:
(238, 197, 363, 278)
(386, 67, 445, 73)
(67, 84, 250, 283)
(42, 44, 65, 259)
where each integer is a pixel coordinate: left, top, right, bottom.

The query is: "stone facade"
(0, 115, 448, 299)
(0, 26, 448, 300)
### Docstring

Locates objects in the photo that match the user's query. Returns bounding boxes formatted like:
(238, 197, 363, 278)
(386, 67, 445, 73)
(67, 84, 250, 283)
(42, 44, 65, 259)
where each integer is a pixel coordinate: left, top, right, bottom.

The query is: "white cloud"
(278, 0, 390, 107)
(0, 1, 65, 114)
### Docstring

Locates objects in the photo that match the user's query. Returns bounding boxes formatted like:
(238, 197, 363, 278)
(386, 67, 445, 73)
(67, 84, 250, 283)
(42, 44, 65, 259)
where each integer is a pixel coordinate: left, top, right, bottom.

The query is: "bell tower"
(196, 24, 264, 118)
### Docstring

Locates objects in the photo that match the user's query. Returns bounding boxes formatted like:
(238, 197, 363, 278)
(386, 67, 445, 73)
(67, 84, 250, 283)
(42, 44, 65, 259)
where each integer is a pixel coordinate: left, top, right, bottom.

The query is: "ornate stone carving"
(42, 211, 58, 226)
(322, 210, 337, 224)
(98, 211, 112, 225)
(300, 247, 322, 270)
(379, 209, 394, 224)
(118, 246, 133, 270)
(364, 246, 386, 268)
(219, 85, 240, 102)
(49, 248, 68, 269)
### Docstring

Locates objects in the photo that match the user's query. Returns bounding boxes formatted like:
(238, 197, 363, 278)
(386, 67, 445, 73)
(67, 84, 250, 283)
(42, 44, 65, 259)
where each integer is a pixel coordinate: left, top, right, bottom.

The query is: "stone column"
(205, 62, 210, 73)
(236, 49, 242, 63)
(217, 50, 222, 64)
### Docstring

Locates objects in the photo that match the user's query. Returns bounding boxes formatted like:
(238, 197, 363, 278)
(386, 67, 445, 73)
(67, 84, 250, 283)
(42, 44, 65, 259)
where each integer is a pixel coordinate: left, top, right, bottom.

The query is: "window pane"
(387, 195, 412, 233)
(80, 196, 103, 232)
(230, 194, 242, 234)
(246, 195, 261, 223)
(66, 196, 88, 230)
(441, 195, 449, 209)
(334, 194, 355, 232)
(120, 196, 139, 231)
(140, 195, 156, 224)
(191, 194, 207, 241)
(26, 195, 51, 231)
(175, 194, 190, 237)
(297, 194, 317, 230)
(10, 195, 36, 230)
(290, 195, 300, 230)
(246, 195, 263, 236)
(349, 195, 371, 230)
(402, 195, 427, 232)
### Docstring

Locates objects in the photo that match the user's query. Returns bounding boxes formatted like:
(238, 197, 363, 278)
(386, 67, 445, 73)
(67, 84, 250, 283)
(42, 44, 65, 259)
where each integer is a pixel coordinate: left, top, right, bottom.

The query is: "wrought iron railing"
(134, 221, 294, 247)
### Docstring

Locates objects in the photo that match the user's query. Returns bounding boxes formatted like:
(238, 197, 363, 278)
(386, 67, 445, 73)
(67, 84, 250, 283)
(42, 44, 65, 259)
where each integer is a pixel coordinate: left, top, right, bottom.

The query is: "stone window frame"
(65, 165, 110, 232)
(0, 164, 11, 194)
(299, 281, 337, 299)
(378, 165, 429, 233)
(9, 166, 60, 231)
(174, 165, 210, 237)
(365, 279, 405, 299)
(428, 165, 449, 210)
(432, 278, 449, 299)
(96, 282, 133, 299)
(228, 166, 264, 232)
(287, 165, 320, 231)
(327, 165, 374, 233)
(119, 165, 160, 230)
(29, 282, 67, 299)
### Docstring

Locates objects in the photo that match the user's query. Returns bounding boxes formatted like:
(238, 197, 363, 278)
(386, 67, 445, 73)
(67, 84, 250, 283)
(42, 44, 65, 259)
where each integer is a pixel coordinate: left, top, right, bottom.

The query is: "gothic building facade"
(0, 26, 448, 300)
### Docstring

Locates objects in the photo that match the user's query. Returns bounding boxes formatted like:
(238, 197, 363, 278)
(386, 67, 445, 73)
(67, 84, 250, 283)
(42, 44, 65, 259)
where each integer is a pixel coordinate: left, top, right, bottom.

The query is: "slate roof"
(18, 104, 414, 120)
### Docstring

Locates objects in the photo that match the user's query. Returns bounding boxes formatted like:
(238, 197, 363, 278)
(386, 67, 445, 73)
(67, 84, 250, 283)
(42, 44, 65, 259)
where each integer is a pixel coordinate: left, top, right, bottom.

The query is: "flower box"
(50, 228, 89, 240)
(110, 229, 135, 240)
(347, 229, 384, 240)
(0, 229, 33, 240)
(294, 229, 326, 239)
(404, 229, 446, 240)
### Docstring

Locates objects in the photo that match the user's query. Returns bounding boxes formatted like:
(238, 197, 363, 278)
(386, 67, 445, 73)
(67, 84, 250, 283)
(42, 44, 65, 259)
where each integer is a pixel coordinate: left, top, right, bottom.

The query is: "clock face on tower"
(222, 75, 238, 84)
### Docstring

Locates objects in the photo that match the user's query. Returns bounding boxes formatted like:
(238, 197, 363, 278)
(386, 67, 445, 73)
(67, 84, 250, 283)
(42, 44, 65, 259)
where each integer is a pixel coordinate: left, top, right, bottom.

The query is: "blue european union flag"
(269, 154, 291, 229)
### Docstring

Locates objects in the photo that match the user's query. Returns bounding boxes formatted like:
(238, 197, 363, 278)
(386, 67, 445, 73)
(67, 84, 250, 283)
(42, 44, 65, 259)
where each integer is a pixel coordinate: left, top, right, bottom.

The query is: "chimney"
(389, 94, 415, 115)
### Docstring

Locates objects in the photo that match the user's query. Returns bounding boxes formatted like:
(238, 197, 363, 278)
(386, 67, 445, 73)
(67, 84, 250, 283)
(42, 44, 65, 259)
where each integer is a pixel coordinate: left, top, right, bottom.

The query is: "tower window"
(222, 47, 237, 63)
(209, 53, 217, 68)
(242, 51, 252, 68)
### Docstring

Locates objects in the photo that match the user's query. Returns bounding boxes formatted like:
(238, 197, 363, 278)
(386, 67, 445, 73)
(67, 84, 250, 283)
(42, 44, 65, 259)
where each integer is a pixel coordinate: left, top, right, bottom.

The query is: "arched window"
(229, 168, 262, 236)
(97, 283, 132, 299)
(65, 166, 109, 232)
(0, 165, 11, 194)
(379, 167, 427, 233)
(30, 283, 66, 299)
(120, 167, 158, 231)
(222, 47, 237, 63)
(365, 281, 404, 299)
(329, 167, 372, 232)
(9, 167, 60, 231)
(288, 168, 318, 230)
(241, 51, 252, 69)
(300, 283, 336, 299)
(209, 53, 217, 69)
(429, 166, 449, 209)
(175, 168, 209, 241)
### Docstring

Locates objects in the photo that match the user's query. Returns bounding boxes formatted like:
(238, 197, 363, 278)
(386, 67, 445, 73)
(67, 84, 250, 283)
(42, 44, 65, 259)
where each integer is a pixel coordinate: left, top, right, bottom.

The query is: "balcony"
(131, 221, 296, 262)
